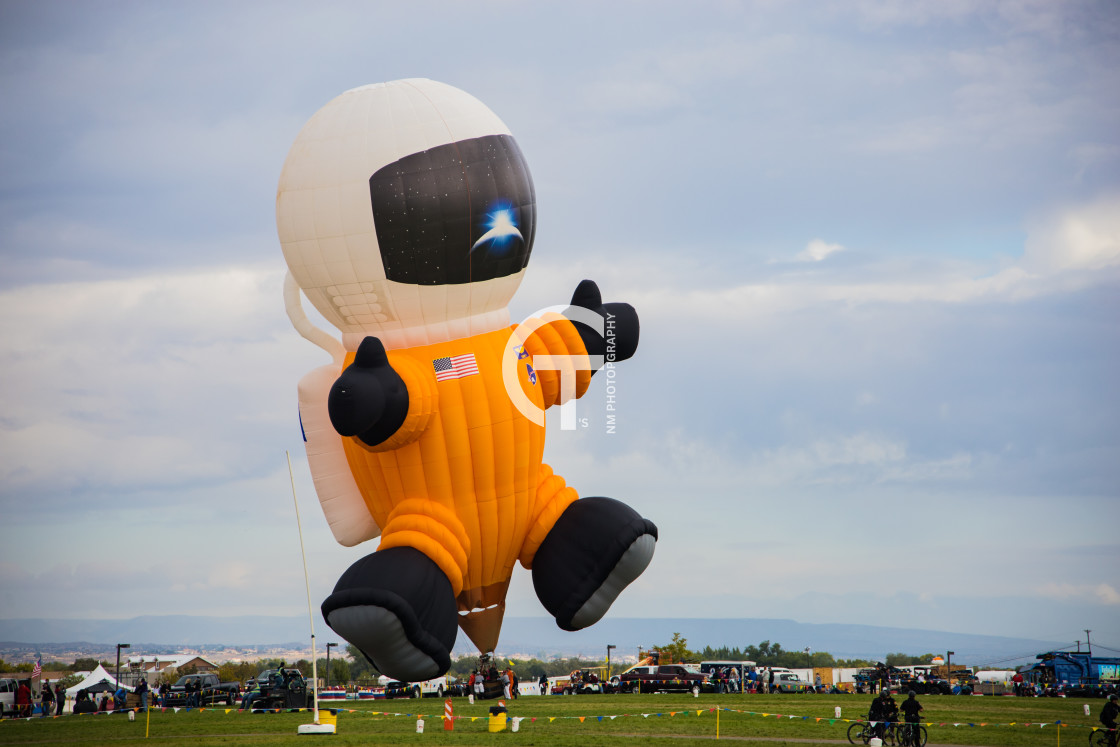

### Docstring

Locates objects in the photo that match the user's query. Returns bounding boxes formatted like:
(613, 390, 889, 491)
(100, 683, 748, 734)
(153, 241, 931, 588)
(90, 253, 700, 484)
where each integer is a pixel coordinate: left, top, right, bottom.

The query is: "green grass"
(0, 692, 1112, 746)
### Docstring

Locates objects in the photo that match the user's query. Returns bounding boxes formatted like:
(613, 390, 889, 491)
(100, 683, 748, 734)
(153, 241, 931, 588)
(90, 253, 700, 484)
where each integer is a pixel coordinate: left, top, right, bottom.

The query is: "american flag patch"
(433, 353, 479, 381)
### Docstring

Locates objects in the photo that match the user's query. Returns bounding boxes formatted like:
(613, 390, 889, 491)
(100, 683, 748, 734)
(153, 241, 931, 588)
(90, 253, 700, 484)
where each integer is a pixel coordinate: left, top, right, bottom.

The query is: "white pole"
(288, 451, 320, 724)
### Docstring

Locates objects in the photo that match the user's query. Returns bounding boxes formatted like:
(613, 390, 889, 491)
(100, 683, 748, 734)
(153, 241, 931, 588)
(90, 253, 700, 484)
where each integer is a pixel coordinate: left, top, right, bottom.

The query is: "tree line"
(2, 637, 937, 689)
(655, 633, 935, 669)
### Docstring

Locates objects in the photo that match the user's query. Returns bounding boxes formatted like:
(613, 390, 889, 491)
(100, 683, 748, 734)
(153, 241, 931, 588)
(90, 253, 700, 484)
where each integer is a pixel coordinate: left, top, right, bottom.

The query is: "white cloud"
(1071, 143, 1120, 181)
(1037, 582, 1120, 606)
(0, 264, 310, 499)
(616, 194, 1120, 325)
(1023, 194, 1120, 272)
(796, 239, 845, 262)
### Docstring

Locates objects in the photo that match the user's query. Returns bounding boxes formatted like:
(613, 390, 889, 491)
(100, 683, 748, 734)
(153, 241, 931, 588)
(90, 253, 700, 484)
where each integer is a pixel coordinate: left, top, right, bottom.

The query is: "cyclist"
(868, 688, 897, 741)
(899, 690, 924, 745)
(1101, 693, 1119, 747)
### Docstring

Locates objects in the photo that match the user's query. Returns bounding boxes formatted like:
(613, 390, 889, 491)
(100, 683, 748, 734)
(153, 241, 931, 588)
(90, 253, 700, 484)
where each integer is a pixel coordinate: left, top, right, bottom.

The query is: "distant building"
(125, 655, 218, 683)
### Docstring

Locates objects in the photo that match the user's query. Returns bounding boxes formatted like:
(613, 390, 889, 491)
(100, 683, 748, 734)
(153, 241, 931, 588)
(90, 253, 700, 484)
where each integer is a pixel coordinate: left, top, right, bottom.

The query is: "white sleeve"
(298, 365, 381, 546)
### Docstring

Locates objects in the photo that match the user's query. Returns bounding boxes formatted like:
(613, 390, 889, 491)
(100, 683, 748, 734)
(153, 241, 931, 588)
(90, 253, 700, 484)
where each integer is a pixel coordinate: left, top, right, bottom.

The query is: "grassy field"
(0, 692, 1112, 747)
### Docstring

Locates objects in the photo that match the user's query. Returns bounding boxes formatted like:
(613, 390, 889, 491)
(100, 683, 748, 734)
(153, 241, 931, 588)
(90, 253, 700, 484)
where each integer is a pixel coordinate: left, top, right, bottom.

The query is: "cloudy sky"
(2, 0, 1118, 657)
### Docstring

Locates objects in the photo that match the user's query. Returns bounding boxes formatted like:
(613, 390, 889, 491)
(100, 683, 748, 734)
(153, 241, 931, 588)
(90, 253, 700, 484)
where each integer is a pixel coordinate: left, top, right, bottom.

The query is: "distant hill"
(0, 615, 309, 648)
(0, 615, 1062, 667)
(492, 617, 1062, 667)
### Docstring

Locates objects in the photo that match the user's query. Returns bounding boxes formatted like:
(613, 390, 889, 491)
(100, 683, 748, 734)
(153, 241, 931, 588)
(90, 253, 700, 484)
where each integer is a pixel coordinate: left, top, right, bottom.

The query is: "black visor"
(370, 134, 536, 285)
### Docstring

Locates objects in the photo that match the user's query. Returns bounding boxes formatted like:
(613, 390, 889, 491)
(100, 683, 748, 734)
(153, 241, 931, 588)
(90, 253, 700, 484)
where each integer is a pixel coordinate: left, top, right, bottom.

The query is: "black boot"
(532, 497, 657, 631)
(321, 546, 457, 682)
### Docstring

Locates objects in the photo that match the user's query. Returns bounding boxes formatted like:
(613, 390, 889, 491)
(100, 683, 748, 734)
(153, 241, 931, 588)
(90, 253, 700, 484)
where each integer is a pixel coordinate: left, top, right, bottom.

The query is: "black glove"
(565, 279, 639, 363)
(328, 336, 410, 447)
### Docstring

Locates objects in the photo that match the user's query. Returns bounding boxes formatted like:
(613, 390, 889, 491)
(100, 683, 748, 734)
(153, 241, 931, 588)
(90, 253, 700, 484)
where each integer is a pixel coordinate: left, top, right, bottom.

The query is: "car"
(774, 672, 811, 693)
(556, 669, 606, 695)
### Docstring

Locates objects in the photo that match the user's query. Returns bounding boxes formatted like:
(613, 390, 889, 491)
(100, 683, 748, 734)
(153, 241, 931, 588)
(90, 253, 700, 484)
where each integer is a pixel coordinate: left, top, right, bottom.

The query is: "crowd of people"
(466, 664, 518, 699)
(8, 676, 165, 717)
(712, 667, 837, 694)
(12, 679, 66, 718)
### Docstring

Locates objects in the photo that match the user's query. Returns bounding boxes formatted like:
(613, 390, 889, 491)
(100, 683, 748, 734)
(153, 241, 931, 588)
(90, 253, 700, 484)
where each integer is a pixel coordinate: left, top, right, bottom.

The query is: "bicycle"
(1090, 726, 1117, 747)
(846, 715, 873, 744)
(846, 716, 899, 746)
(899, 722, 928, 747)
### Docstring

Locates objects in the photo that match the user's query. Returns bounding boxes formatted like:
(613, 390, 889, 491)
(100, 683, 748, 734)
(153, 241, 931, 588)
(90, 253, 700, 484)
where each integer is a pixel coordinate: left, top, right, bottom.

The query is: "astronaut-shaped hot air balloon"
(277, 79, 656, 682)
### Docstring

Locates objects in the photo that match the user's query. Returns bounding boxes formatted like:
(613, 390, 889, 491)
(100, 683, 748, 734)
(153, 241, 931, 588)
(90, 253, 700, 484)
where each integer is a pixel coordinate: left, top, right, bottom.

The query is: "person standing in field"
(899, 691, 924, 746)
(40, 680, 54, 717)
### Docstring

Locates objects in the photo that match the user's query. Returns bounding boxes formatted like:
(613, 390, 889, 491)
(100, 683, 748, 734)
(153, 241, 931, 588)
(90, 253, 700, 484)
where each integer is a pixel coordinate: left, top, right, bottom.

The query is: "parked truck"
(1021, 651, 1120, 694)
(618, 664, 710, 695)
(164, 673, 240, 706)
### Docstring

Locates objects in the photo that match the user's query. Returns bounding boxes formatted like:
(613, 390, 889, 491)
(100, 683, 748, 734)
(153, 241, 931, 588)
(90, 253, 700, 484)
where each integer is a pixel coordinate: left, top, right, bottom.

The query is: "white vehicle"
(0, 678, 17, 717)
(381, 675, 448, 699)
(974, 670, 1014, 683)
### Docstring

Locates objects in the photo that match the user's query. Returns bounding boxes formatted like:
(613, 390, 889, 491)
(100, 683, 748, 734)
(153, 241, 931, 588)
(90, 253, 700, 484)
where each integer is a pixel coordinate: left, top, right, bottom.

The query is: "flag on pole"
(32, 652, 42, 698)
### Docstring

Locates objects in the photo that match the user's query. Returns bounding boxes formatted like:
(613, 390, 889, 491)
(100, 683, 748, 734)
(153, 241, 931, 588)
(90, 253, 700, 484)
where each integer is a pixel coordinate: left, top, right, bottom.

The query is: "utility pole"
(606, 645, 616, 680)
(326, 642, 337, 690)
(116, 643, 131, 695)
(1085, 630, 1092, 657)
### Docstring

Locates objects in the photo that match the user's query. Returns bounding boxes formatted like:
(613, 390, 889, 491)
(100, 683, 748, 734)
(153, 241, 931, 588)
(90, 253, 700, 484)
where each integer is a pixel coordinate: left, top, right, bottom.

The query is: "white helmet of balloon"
(276, 79, 536, 353)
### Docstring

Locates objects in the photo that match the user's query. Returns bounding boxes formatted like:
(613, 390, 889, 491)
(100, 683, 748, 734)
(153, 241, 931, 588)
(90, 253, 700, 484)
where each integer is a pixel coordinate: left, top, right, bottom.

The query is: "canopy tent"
(65, 664, 135, 697)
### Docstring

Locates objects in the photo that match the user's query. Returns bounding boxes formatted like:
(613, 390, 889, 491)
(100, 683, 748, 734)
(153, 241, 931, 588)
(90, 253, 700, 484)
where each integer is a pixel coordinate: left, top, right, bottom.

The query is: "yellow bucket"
(319, 710, 337, 727)
(488, 713, 507, 733)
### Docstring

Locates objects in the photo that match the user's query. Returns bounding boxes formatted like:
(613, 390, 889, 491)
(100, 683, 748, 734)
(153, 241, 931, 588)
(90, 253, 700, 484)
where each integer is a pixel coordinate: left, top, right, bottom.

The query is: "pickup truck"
(243, 668, 313, 710)
(618, 664, 709, 695)
(384, 676, 449, 699)
(164, 673, 240, 706)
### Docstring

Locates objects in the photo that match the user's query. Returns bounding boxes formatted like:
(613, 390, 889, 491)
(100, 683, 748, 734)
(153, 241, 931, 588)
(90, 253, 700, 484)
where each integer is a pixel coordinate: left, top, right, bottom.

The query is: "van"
(0, 678, 18, 717)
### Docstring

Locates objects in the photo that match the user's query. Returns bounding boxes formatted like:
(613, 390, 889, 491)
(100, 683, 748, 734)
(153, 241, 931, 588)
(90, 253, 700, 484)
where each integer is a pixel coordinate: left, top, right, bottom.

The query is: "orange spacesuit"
(340, 317, 592, 652)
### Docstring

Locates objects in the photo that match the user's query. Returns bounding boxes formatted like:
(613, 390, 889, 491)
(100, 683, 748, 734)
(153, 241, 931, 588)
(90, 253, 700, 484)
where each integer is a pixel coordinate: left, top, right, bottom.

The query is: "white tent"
(65, 664, 135, 697)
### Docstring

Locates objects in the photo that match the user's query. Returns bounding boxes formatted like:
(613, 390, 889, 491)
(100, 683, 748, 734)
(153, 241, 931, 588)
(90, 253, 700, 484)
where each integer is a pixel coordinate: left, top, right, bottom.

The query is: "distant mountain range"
(0, 615, 1062, 667)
